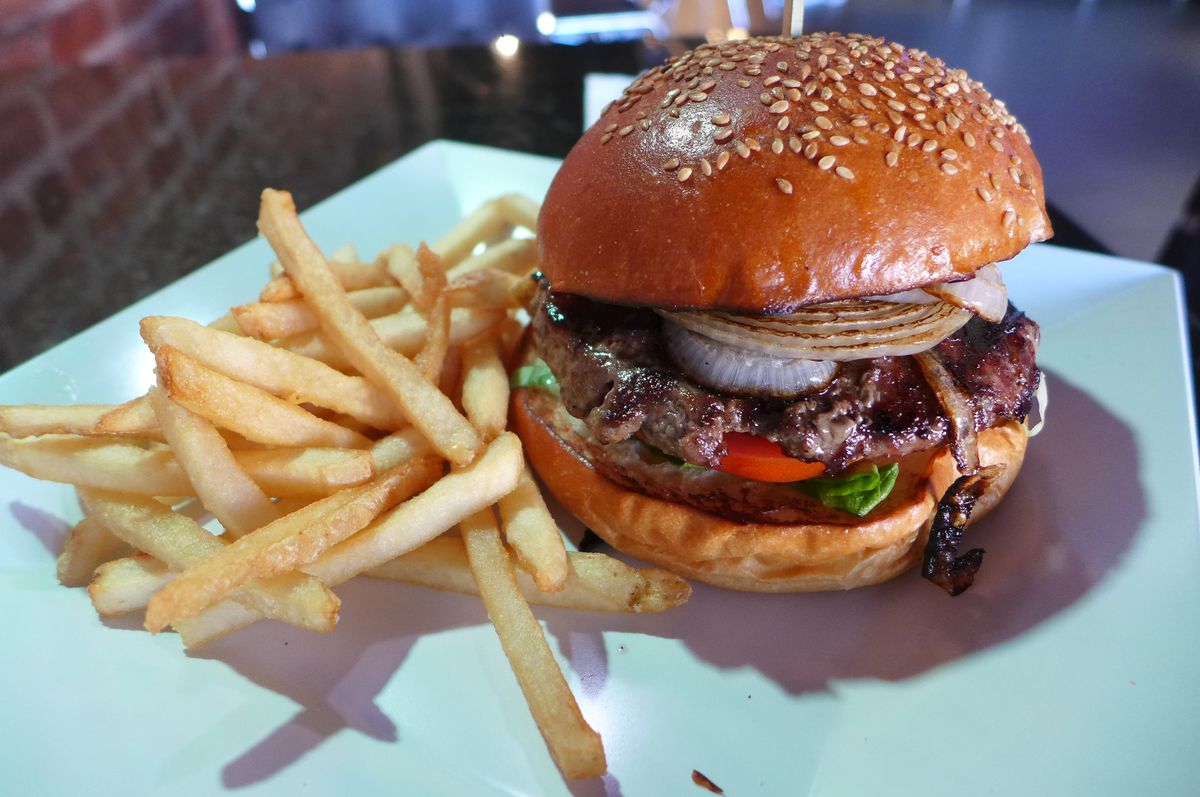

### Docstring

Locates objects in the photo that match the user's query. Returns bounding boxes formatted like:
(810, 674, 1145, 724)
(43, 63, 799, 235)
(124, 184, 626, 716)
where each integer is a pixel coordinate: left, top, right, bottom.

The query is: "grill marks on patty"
(532, 289, 1040, 474)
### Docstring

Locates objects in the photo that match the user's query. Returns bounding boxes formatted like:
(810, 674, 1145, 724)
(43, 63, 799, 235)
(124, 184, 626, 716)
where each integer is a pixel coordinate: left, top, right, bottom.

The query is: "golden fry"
(497, 468, 569, 593)
(460, 336, 509, 441)
(57, 516, 133, 587)
(233, 286, 407, 340)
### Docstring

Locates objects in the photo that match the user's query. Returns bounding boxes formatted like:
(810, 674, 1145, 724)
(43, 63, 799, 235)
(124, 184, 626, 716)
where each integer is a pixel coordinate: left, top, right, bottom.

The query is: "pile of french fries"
(0, 190, 691, 781)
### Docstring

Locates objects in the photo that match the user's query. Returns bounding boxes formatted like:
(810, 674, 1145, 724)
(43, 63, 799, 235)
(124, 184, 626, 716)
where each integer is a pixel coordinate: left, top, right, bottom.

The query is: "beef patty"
(532, 287, 1040, 474)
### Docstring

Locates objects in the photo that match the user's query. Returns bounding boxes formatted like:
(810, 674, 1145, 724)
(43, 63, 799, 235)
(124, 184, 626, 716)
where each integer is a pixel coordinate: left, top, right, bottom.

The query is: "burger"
(512, 33, 1048, 594)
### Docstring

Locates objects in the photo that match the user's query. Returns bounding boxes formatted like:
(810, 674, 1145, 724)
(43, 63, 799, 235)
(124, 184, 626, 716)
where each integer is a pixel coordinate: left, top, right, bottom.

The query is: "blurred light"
(249, 39, 267, 59)
(493, 34, 520, 58)
(547, 11, 660, 38)
(536, 12, 556, 36)
(235, 0, 255, 12)
(726, 27, 749, 40)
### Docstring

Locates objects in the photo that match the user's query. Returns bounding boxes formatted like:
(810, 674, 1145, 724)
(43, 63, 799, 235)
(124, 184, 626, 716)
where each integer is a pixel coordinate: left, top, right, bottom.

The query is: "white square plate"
(3, 141, 1199, 796)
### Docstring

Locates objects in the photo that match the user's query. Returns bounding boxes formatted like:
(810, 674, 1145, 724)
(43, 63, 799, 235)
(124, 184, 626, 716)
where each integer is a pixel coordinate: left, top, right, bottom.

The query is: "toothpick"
(782, 0, 804, 37)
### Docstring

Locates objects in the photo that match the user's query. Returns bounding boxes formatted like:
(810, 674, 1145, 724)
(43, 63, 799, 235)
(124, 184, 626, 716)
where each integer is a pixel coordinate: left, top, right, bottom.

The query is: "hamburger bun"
(538, 33, 1051, 312)
(513, 385, 1027, 592)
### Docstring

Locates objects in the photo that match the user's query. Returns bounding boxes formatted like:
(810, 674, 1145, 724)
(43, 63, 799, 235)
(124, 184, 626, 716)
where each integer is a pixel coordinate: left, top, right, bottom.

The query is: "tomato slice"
(713, 432, 826, 483)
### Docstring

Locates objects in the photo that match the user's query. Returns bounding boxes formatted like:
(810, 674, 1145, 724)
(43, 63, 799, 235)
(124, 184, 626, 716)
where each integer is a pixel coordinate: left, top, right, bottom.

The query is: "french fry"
(233, 286, 408, 340)
(142, 316, 403, 429)
(93, 397, 159, 437)
(149, 387, 280, 537)
(370, 428, 432, 471)
(156, 346, 370, 449)
(446, 268, 535, 309)
(279, 306, 505, 370)
(445, 237, 538, 282)
(258, 189, 480, 466)
(414, 244, 451, 380)
(144, 457, 441, 631)
(0, 434, 371, 497)
(88, 555, 173, 616)
(383, 244, 428, 308)
(497, 468, 569, 593)
(497, 193, 540, 232)
(368, 536, 690, 612)
(79, 489, 340, 634)
(0, 405, 120, 438)
(460, 507, 606, 780)
(260, 257, 394, 302)
(497, 314, 528, 371)
(460, 336, 508, 441)
(438, 346, 462, 401)
(178, 432, 523, 644)
(57, 517, 133, 587)
(432, 199, 512, 267)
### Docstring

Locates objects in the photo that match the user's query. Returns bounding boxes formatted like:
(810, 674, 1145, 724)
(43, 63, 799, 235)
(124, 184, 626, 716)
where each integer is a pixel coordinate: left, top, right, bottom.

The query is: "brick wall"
(0, 0, 240, 70)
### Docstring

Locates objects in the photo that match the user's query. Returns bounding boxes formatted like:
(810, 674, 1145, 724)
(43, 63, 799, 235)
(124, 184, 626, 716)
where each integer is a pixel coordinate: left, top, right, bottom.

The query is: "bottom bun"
(512, 388, 1027, 592)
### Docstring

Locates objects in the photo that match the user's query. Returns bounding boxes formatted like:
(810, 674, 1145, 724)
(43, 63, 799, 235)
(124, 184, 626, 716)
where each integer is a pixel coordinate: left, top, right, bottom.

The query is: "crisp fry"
(497, 468, 569, 593)
(279, 306, 505, 370)
(446, 268, 534, 309)
(149, 387, 280, 536)
(260, 257, 394, 302)
(0, 405, 119, 438)
(497, 193, 540, 232)
(93, 397, 159, 437)
(415, 244, 451, 380)
(142, 315, 403, 429)
(460, 336, 509, 441)
(0, 434, 192, 495)
(238, 447, 375, 495)
(432, 199, 512, 267)
(368, 536, 690, 612)
(233, 286, 408, 339)
(79, 489, 340, 633)
(157, 346, 371, 449)
(258, 189, 480, 465)
(57, 517, 133, 587)
(445, 238, 538, 282)
(370, 428, 432, 471)
(88, 555, 173, 616)
(180, 432, 523, 644)
(460, 507, 606, 780)
(144, 458, 441, 630)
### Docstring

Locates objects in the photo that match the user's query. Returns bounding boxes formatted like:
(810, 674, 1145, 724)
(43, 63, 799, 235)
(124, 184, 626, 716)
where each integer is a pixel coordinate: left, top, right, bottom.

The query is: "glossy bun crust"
(513, 387, 1027, 592)
(538, 33, 1051, 312)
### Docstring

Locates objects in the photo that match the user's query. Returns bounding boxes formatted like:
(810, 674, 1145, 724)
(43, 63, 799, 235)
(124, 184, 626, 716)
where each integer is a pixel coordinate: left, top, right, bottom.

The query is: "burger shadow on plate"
(542, 369, 1145, 698)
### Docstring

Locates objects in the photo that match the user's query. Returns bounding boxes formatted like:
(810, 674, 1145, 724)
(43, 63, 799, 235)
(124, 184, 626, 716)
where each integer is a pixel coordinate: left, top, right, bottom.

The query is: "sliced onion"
(914, 350, 979, 474)
(659, 301, 972, 362)
(1027, 376, 1048, 437)
(922, 264, 1008, 323)
(665, 323, 838, 399)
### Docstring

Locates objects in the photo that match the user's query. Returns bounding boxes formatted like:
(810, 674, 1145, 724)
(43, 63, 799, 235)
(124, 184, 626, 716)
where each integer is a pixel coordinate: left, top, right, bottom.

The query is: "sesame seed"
(893, 124, 906, 142)
(771, 138, 784, 154)
(1003, 209, 1016, 227)
(850, 117, 869, 127)
(700, 158, 712, 176)
(907, 133, 922, 147)
(977, 186, 993, 202)
(663, 158, 681, 171)
(737, 79, 751, 88)
(777, 61, 789, 71)
(604, 123, 618, 133)
(1020, 173, 1034, 189)
(886, 149, 899, 167)
(788, 136, 803, 153)
(746, 137, 762, 151)
(860, 98, 877, 110)
(989, 138, 1004, 152)
(811, 100, 829, 112)
(719, 62, 736, 71)
(859, 83, 878, 96)
(922, 139, 938, 153)
(619, 125, 634, 136)
(854, 132, 868, 145)
(815, 116, 833, 130)
(879, 85, 897, 98)
(764, 75, 782, 87)
(836, 165, 856, 180)
(689, 92, 708, 102)
(887, 99, 906, 112)
(699, 78, 717, 91)
(786, 88, 802, 102)
(712, 114, 732, 126)
(1009, 166, 1021, 183)
(639, 119, 650, 131)
(714, 128, 735, 143)
(991, 172, 1003, 191)
(736, 140, 752, 158)
(963, 131, 976, 147)
(677, 166, 693, 182)
(769, 100, 790, 114)
(801, 129, 821, 140)
(716, 151, 731, 170)
(600, 133, 613, 144)
(776, 178, 794, 194)
(818, 155, 836, 170)
(746, 66, 762, 76)
(941, 162, 960, 175)
(941, 148, 958, 161)
(804, 142, 818, 158)
(830, 135, 850, 146)
(777, 117, 791, 131)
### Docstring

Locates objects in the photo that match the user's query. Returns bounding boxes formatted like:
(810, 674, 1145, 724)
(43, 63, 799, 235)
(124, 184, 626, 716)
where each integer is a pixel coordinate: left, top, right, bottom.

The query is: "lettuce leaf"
(794, 463, 900, 517)
(511, 358, 559, 395)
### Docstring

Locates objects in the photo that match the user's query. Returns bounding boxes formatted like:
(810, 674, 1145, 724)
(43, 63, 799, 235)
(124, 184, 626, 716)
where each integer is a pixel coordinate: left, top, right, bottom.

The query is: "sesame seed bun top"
(537, 32, 1052, 312)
